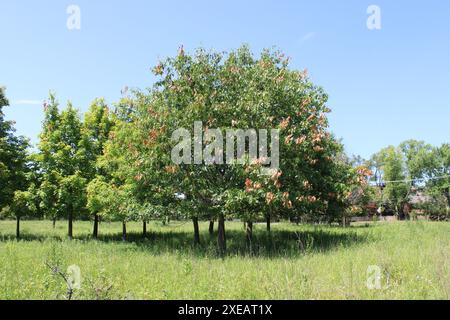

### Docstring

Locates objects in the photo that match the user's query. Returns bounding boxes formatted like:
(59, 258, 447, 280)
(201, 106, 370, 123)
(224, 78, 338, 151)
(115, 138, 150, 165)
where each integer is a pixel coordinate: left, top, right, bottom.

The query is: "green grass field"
(0, 220, 449, 300)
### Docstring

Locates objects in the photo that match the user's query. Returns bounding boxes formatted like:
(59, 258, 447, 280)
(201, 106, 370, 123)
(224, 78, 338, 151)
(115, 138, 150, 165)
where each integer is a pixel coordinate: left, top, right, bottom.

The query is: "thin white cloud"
(13, 100, 42, 106)
(299, 32, 316, 45)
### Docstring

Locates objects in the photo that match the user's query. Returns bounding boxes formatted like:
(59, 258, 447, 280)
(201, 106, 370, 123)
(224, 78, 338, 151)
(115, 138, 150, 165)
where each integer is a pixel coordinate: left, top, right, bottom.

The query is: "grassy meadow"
(0, 220, 449, 300)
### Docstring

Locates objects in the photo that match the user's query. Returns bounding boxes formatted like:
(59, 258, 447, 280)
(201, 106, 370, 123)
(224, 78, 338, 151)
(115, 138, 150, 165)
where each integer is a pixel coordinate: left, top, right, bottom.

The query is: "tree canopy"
(100, 46, 363, 249)
(0, 87, 29, 211)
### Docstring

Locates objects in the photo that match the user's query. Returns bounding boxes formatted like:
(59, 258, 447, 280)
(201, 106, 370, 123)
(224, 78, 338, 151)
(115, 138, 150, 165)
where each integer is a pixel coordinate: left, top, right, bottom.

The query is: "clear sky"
(1, 0, 449, 159)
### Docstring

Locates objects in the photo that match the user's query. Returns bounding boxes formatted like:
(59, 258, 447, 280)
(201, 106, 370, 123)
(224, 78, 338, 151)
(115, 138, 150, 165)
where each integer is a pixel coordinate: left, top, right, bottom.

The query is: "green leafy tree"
(58, 173, 87, 238)
(23, 155, 45, 220)
(399, 140, 435, 185)
(427, 144, 450, 212)
(0, 87, 29, 210)
(372, 146, 409, 217)
(86, 176, 111, 238)
(10, 190, 36, 239)
(99, 93, 179, 240)
(370, 140, 446, 218)
(81, 99, 114, 236)
(108, 184, 134, 241)
(37, 94, 87, 238)
(107, 46, 357, 253)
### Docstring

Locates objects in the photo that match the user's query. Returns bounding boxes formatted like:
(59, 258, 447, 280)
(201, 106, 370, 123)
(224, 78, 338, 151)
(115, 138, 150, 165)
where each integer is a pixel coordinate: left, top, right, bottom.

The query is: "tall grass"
(0, 220, 448, 299)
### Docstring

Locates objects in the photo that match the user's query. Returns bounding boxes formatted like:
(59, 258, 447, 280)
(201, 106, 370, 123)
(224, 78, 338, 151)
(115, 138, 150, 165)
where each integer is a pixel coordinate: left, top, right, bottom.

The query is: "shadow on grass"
(0, 233, 64, 242)
(1, 226, 370, 258)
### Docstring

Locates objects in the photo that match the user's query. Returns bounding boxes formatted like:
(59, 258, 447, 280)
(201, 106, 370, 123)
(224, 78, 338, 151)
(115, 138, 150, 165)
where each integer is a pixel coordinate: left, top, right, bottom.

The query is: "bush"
(416, 194, 448, 221)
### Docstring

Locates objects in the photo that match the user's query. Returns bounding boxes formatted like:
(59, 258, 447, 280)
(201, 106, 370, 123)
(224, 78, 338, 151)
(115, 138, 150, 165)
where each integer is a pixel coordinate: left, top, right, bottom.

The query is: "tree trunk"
(209, 220, 214, 236)
(246, 221, 253, 245)
(342, 215, 347, 228)
(217, 214, 226, 255)
(143, 221, 147, 238)
(193, 217, 200, 245)
(266, 214, 271, 232)
(68, 210, 73, 240)
(93, 214, 99, 238)
(398, 204, 404, 220)
(52, 217, 56, 229)
(16, 216, 20, 239)
(122, 221, 127, 242)
(444, 188, 450, 210)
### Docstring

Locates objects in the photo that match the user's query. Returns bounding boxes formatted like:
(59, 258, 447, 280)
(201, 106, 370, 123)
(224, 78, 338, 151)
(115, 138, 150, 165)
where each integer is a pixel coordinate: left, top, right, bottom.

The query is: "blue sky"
(1, 0, 449, 159)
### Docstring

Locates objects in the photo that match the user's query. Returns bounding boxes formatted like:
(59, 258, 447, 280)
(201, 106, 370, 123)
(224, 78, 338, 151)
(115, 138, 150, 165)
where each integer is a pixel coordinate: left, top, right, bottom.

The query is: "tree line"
(1, 46, 448, 252)
(366, 141, 449, 220)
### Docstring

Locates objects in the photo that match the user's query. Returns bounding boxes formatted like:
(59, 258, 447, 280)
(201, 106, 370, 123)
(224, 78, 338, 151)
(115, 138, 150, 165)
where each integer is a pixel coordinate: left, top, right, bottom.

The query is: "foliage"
(105, 46, 357, 238)
(82, 99, 115, 225)
(370, 146, 409, 213)
(86, 177, 110, 219)
(417, 190, 448, 221)
(9, 190, 36, 219)
(80, 98, 114, 179)
(35, 94, 89, 236)
(369, 141, 450, 217)
(427, 144, 450, 210)
(0, 87, 29, 210)
(35, 95, 115, 235)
